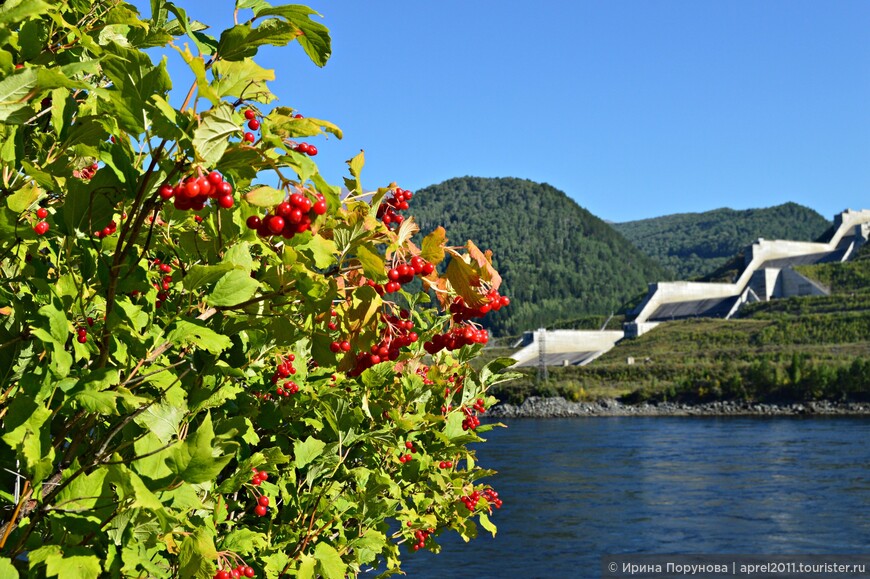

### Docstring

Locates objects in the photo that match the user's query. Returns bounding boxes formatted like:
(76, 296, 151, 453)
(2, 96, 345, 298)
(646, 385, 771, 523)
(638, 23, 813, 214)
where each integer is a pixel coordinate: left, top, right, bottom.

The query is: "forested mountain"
(410, 177, 668, 335)
(612, 203, 829, 279)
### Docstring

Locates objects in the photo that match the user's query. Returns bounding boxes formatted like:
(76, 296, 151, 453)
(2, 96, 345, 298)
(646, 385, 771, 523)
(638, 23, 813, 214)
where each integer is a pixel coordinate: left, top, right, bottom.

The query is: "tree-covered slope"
(410, 177, 668, 335)
(612, 202, 830, 279)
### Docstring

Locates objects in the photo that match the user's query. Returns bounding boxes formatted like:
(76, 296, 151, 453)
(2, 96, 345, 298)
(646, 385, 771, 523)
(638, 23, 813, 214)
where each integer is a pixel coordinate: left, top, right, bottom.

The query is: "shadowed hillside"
(410, 177, 668, 335)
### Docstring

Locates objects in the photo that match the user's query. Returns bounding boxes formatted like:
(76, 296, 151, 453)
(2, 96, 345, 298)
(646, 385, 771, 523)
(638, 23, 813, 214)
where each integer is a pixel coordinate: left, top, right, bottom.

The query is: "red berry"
(36, 207, 48, 219)
(267, 215, 285, 234)
(77, 334, 87, 344)
(207, 171, 223, 186)
(258, 495, 270, 507)
(244, 567, 255, 578)
(340, 340, 351, 352)
(33, 221, 49, 235)
(244, 132, 256, 143)
(247, 119, 260, 130)
(246, 215, 261, 230)
(215, 571, 230, 579)
(312, 200, 327, 215)
(405, 441, 414, 449)
(307, 145, 317, 156)
(254, 505, 267, 517)
(217, 194, 234, 209)
(244, 109, 256, 120)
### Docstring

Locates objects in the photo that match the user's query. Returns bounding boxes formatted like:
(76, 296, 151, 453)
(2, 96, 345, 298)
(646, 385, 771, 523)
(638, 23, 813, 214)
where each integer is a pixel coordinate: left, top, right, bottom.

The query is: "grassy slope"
(492, 248, 870, 404)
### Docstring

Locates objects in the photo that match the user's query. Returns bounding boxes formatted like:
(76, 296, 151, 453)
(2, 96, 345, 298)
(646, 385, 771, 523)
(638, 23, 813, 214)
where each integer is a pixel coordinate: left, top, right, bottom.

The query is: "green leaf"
(178, 528, 217, 579)
(135, 398, 186, 445)
(0, 67, 36, 122)
(355, 244, 386, 282)
(255, 5, 332, 67)
(313, 542, 345, 579)
(1, 396, 54, 482)
(167, 320, 232, 354)
(421, 226, 447, 265)
(478, 512, 497, 537)
(71, 390, 119, 415)
(192, 103, 238, 167)
(220, 529, 268, 555)
(293, 436, 326, 469)
(0, 0, 51, 25)
(176, 44, 220, 106)
(293, 233, 337, 270)
(55, 468, 109, 512)
(212, 58, 275, 101)
(221, 242, 254, 272)
(0, 557, 18, 578)
(245, 186, 284, 207)
(101, 43, 172, 134)
(207, 269, 260, 307)
(166, 414, 234, 484)
(182, 263, 234, 291)
(346, 150, 364, 193)
(7, 181, 39, 213)
(347, 285, 382, 333)
(35, 301, 69, 344)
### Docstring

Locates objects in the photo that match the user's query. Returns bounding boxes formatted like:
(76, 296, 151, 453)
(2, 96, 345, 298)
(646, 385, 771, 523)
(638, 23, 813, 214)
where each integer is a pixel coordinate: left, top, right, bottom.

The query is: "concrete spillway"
(512, 208, 870, 368)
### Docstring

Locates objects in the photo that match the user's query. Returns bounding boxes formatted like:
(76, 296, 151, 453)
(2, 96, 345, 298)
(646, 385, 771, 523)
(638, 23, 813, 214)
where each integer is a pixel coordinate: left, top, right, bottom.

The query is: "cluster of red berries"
(268, 354, 296, 384)
(449, 290, 510, 323)
(243, 109, 259, 143)
(152, 260, 174, 308)
(415, 365, 434, 385)
(250, 468, 268, 486)
(213, 564, 255, 579)
(275, 380, 299, 397)
(423, 323, 490, 355)
(253, 495, 269, 517)
(346, 312, 419, 377)
(93, 219, 117, 239)
(460, 490, 482, 511)
(409, 527, 433, 552)
(438, 460, 453, 469)
(159, 170, 235, 211)
(291, 141, 317, 156)
(33, 207, 49, 235)
(73, 162, 98, 180)
(461, 400, 485, 431)
(76, 326, 88, 344)
(376, 187, 412, 229)
(482, 488, 502, 511)
(245, 191, 327, 240)
(398, 440, 418, 463)
(329, 340, 351, 353)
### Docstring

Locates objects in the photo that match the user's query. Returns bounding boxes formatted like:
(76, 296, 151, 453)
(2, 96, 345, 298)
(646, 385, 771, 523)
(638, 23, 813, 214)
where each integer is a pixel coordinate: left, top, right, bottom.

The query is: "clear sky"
(137, 1, 870, 222)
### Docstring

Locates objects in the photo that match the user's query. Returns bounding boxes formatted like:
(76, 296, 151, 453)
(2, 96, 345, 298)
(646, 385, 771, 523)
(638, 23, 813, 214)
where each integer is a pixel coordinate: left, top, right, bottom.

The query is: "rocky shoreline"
(487, 396, 870, 418)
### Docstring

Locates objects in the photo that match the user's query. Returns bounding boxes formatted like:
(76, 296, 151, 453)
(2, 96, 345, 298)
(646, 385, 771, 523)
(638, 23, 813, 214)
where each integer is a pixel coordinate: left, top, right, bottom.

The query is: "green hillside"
(410, 177, 668, 335)
(612, 202, 830, 279)
(495, 249, 870, 404)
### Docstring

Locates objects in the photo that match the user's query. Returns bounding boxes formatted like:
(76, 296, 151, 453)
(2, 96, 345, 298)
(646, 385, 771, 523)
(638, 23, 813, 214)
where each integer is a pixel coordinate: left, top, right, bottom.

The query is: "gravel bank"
(487, 396, 870, 418)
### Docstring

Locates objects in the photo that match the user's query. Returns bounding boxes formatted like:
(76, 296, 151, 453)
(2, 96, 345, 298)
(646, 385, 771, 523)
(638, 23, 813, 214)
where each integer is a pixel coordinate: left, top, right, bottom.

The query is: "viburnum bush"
(0, 1, 517, 577)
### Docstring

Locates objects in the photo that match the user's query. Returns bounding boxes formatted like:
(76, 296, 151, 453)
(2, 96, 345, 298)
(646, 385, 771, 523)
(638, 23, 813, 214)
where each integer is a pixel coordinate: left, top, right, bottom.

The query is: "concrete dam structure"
(512, 208, 870, 368)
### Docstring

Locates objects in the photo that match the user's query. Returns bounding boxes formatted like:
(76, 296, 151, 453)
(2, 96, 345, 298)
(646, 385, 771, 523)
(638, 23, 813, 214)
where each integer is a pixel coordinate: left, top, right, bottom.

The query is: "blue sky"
(139, 1, 869, 222)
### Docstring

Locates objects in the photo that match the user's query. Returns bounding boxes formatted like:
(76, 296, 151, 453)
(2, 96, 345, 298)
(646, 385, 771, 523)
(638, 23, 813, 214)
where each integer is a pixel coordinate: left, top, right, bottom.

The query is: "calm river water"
(399, 417, 870, 578)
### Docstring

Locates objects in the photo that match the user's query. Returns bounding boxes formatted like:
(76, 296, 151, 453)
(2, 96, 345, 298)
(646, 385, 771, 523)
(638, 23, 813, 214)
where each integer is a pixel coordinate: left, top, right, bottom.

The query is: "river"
(399, 417, 870, 578)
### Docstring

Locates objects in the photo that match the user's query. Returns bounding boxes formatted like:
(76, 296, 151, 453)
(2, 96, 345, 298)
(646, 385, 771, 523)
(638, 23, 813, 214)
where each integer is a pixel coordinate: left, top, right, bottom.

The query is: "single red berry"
(307, 145, 317, 156)
(405, 441, 414, 449)
(258, 495, 270, 507)
(267, 215, 285, 234)
(244, 132, 256, 143)
(244, 109, 256, 120)
(36, 207, 48, 219)
(77, 334, 87, 344)
(246, 215, 262, 230)
(215, 571, 231, 579)
(340, 340, 351, 352)
(254, 504, 267, 517)
(33, 221, 49, 235)
(244, 567, 255, 578)
(247, 119, 260, 130)
(312, 200, 327, 215)
(217, 194, 234, 209)
(207, 171, 223, 186)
